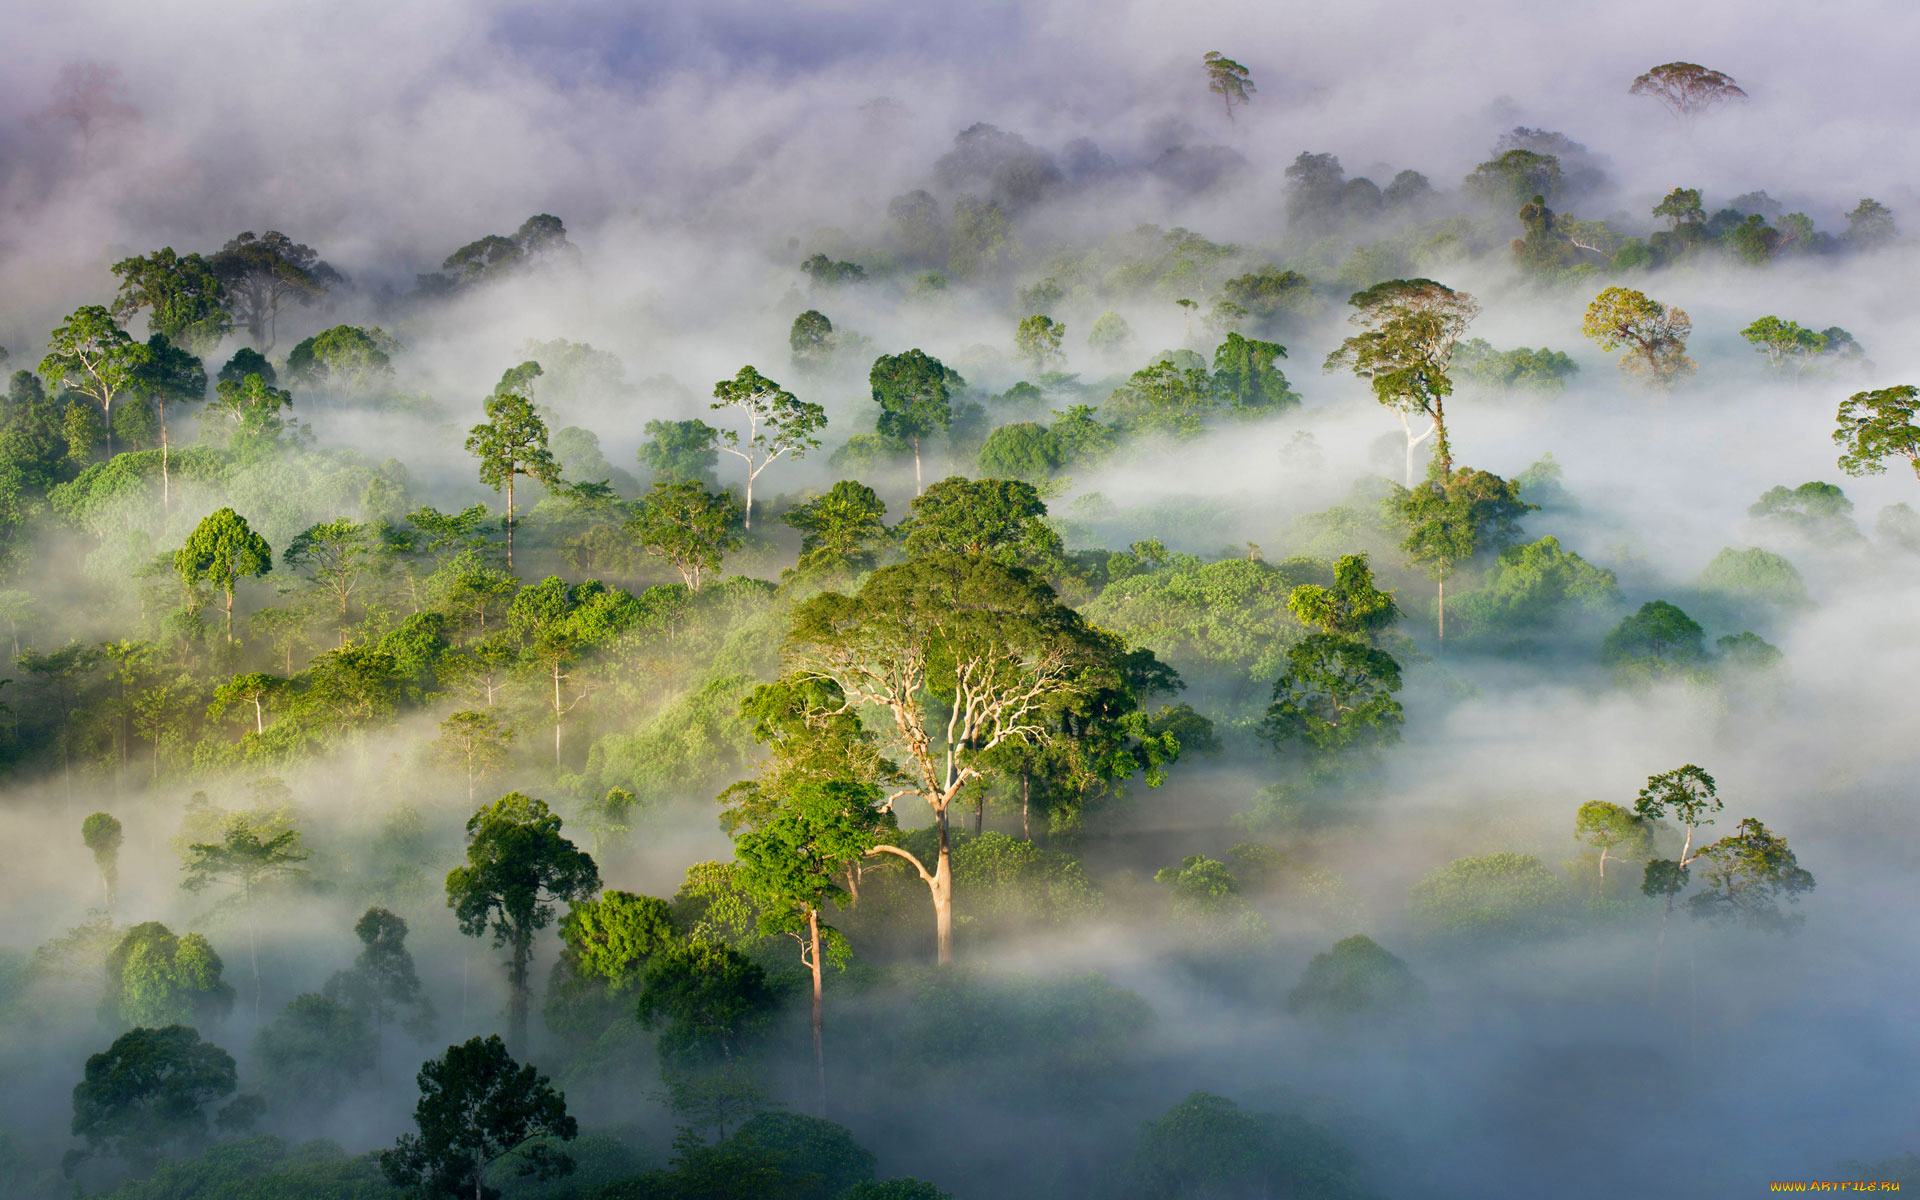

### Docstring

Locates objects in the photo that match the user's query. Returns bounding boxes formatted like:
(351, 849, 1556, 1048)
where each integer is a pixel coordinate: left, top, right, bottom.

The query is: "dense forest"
(0, 12, 1916, 1199)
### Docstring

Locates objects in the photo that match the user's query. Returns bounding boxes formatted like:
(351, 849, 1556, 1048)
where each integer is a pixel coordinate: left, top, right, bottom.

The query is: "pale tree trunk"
(553, 666, 564, 766)
(252, 695, 263, 735)
(505, 476, 515, 571)
(1021, 774, 1031, 842)
(867, 799, 955, 964)
(158, 403, 170, 511)
(224, 589, 235, 644)
(1398, 411, 1438, 487)
(808, 907, 825, 1116)
(912, 435, 923, 495)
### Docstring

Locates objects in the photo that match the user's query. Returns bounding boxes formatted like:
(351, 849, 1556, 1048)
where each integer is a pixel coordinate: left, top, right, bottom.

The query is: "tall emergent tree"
(1014, 315, 1065, 373)
(380, 1035, 577, 1200)
(710, 365, 827, 529)
(1629, 62, 1748, 121)
(1323, 279, 1481, 484)
(732, 779, 884, 1114)
(445, 793, 599, 1052)
(466, 362, 561, 570)
(1573, 801, 1654, 884)
(1583, 287, 1695, 385)
(1388, 467, 1532, 644)
(1634, 764, 1723, 956)
(784, 553, 1119, 963)
(181, 819, 311, 1018)
(436, 710, 515, 801)
(82, 811, 124, 913)
(209, 231, 340, 353)
(626, 481, 743, 593)
(110, 248, 230, 355)
(133, 332, 207, 509)
(870, 349, 954, 494)
(1833, 385, 1920, 481)
(1203, 51, 1255, 121)
(40, 305, 150, 456)
(1687, 818, 1815, 929)
(175, 508, 272, 642)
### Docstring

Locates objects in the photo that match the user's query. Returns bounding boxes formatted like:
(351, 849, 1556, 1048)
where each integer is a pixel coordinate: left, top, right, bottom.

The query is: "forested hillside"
(0, 13, 1916, 1200)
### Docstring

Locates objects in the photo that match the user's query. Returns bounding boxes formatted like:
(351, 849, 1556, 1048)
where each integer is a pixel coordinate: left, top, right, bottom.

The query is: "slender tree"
(1202, 51, 1256, 121)
(39, 305, 150, 456)
(869, 350, 953, 495)
(466, 363, 561, 570)
(732, 779, 883, 1114)
(208, 231, 339, 354)
(445, 793, 599, 1052)
(436, 710, 515, 801)
(324, 907, 436, 1042)
(709, 365, 827, 529)
(1573, 801, 1654, 884)
(181, 819, 311, 1019)
(1324, 279, 1480, 484)
(626, 481, 743, 593)
(1634, 764, 1724, 976)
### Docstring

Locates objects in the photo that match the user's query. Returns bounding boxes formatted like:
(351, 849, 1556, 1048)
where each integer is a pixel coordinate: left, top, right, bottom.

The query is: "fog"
(0, 2, 1916, 1198)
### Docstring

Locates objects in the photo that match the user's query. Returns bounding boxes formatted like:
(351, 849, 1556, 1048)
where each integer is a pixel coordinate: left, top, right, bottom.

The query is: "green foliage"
(869, 350, 953, 448)
(1687, 818, 1815, 929)
(637, 940, 779, 1067)
(1325, 278, 1480, 477)
(286, 326, 399, 391)
(1408, 853, 1573, 941)
(638, 419, 721, 489)
(801, 253, 866, 288)
(1014, 315, 1066, 372)
(102, 923, 236, 1028)
(1286, 553, 1400, 641)
(111, 248, 231, 354)
(951, 833, 1102, 929)
(1211, 333, 1299, 414)
(1464, 149, 1561, 210)
(725, 1112, 876, 1200)
(251, 994, 376, 1110)
(897, 476, 1063, 570)
(1601, 601, 1706, 676)
(446, 793, 599, 1048)
(545, 892, 678, 1040)
(1087, 310, 1134, 353)
(71, 1025, 241, 1172)
(1448, 535, 1619, 641)
(1834, 385, 1920, 480)
(977, 422, 1065, 483)
(1582, 287, 1695, 384)
(381, 1035, 577, 1200)
(1127, 1091, 1372, 1200)
(83, 811, 125, 908)
(1454, 339, 1578, 390)
(1286, 935, 1424, 1021)
(627, 481, 744, 592)
(1696, 546, 1808, 608)
(1748, 481, 1858, 541)
(783, 480, 889, 575)
(323, 907, 435, 1041)
(1261, 634, 1404, 762)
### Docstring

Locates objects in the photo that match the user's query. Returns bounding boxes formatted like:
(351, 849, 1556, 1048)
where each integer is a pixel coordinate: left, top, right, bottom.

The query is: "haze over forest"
(0, 3, 1917, 1198)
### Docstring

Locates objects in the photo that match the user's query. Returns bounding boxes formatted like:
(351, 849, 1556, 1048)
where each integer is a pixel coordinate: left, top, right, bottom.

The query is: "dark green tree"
(174, 507, 272, 642)
(1211, 333, 1299, 415)
(466, 364, 560, 570)
(445, 793, 600, 1052)
(252, 993, 377, 1110)
(380, 1035, 577, 1200)
(1260, 634, 1404, 764)
(790, 310, 835, 374)
(732, 779, 883, 1112)
(70, 1025, 243, 1175)
(637, 940, 779, 1066)
(1388, 467, 1532, 644)
(1127, 1091, 1370, 1200)
(110, 248, 230, 355)
(1286, 934, 1425, 1022)
(1687, 818, 1815, 929)
(101, 922, 235, 1030)
(870, 350, 954, 494)
(208, 231, 339, 354)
